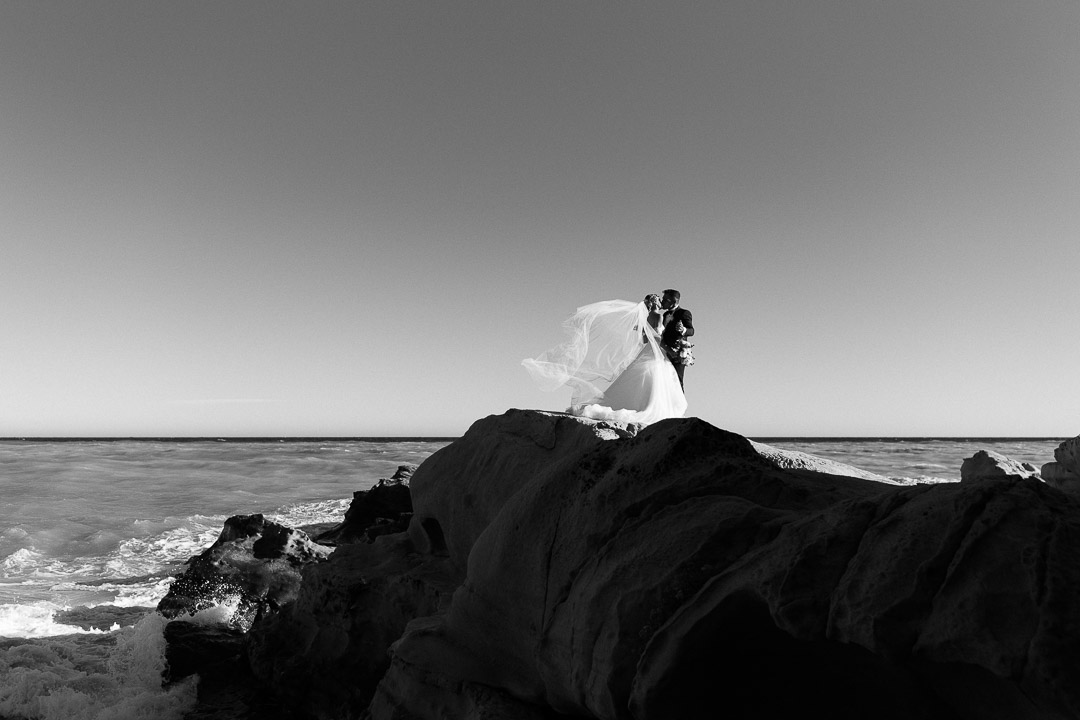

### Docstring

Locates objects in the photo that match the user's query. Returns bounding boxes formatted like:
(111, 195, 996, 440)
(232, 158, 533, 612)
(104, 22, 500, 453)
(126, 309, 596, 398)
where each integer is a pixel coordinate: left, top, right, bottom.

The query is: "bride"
(522, 294, 687, 425)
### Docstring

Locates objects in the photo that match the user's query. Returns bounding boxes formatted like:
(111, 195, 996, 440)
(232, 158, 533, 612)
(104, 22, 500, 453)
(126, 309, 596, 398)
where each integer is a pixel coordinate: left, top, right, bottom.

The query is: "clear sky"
(1, 1, 1077, 437)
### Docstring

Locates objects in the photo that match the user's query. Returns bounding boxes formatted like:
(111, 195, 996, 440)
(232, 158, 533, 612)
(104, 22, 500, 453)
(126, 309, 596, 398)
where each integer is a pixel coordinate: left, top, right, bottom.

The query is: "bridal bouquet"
(669, 338, 695, 366)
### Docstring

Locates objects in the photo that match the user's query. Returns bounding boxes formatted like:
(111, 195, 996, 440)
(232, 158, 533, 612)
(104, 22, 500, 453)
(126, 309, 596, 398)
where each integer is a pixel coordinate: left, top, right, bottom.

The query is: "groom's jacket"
(661, 307, 694, 347)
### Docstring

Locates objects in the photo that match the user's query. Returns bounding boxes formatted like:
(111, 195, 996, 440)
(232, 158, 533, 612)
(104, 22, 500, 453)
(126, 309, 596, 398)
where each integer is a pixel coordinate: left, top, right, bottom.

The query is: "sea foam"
(0, 613, 197, 720)
(0, 602, 112, 639)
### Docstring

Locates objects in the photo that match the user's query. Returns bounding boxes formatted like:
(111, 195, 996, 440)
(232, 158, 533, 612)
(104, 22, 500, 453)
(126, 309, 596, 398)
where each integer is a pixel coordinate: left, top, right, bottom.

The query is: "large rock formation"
(178, 411, 1080, 720)
(246, 412, 634, 717)
(366, 411, 1080, 720)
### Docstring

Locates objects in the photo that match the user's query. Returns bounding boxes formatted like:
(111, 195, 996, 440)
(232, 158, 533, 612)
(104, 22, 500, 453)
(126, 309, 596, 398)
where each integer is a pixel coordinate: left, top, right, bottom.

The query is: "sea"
(0, 435, 1066, 718)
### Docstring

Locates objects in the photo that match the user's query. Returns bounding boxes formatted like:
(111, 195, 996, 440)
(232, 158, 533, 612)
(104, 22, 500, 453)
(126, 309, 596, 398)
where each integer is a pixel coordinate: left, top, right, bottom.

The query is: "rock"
(246, 533, 459, 717)
(363, 411, 1080, 720)
(163, 620, 266, 717)
(1042, 461, 1080, 493)
(407, 409, 639, 570)
(158, 514, 332, 630)
(750, 440, 893, 482)
(365, 653, 561, 720)
(960, 450, 1041, 482)
(315, 465, 416, 546)
(163, 620, 248, 681)
(1055, 436, 1080, 476)
(1041, 438, 1080, 494)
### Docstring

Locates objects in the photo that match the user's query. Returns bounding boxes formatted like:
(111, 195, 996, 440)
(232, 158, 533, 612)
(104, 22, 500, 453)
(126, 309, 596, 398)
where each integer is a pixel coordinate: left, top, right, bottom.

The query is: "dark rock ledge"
(160, 410, 1080, 720)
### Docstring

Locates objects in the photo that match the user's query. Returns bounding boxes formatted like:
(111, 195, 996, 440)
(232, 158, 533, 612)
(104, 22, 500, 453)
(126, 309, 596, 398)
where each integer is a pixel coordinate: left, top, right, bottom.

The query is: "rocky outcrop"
(1055, 436, 1080, 475)
(961, 449, 1041, 482)
(1042, 437, 1080, 494)
(407, 409, 640, 569)
(366, 412, 1080, 720)
(316, 464, 416, 546)
(750, 439, 894, 482)
(158, 513, 331, 630)
(159, 466, 431, 719)
(246, 533, 460, 717)
(244, 413, 633, 717)
(168, 413, 1080, 719)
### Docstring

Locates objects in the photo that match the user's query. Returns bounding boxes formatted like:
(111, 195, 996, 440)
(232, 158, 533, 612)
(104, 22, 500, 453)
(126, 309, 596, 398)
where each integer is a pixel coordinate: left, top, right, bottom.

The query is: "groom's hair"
(663, 289, 681, 303)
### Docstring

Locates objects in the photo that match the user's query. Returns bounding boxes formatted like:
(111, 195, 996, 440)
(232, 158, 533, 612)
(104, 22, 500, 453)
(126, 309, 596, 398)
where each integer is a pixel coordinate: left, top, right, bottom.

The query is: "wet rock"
(158, 514, 331, 630)
(163, 620, 247, 682)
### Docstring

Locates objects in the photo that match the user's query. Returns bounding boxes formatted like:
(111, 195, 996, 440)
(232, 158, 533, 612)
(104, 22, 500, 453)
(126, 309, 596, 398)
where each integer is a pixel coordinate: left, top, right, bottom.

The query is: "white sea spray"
(0, 613, 197, 720)
(0, 602, 111, 639)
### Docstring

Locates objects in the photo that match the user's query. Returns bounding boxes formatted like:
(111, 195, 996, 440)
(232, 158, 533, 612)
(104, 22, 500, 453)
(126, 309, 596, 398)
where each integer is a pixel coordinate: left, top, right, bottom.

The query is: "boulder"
(158, 514, 331, 630)
(364, 412, 1080, 720)
(316, 464, 417, 546)
(1054, 436, 1080, 477)
(960, 450, 1041, 482)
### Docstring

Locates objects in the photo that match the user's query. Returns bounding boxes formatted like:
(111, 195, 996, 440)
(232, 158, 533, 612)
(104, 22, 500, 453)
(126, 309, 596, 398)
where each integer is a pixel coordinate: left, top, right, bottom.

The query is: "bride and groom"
(522, 289, 695, 425)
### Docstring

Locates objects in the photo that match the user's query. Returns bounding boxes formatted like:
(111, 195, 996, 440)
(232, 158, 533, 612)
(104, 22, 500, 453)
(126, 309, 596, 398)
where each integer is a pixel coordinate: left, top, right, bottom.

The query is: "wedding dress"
(522, 299, 687, 425)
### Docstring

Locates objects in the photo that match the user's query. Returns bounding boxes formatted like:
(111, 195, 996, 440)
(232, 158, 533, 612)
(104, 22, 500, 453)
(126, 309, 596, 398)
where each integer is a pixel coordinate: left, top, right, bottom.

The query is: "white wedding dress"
(522, 299, 687, 425)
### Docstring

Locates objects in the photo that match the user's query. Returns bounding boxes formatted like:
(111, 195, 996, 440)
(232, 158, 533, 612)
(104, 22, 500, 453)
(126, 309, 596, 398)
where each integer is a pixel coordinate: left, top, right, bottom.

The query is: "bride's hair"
(643, 293, 660, 307)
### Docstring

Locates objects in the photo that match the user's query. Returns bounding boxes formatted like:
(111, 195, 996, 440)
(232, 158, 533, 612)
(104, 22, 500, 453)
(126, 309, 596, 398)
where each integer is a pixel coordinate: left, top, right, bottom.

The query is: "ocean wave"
(0, 548, 45, 574)
(108, 522, 223, 578)
(0, 601, 113, 639)
(50, 577, 175, 609)
(0, 613, 197, 719)
(887, 475, 958, 486)
(267, 497, 350, 529)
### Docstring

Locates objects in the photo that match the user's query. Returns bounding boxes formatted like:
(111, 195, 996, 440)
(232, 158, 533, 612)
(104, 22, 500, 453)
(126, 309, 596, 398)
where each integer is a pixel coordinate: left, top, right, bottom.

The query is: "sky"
(1, 1, 1078, 438)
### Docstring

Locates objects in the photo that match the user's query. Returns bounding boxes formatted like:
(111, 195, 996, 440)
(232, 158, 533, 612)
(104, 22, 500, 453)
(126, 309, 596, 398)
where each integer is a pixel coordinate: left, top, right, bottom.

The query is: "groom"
(660, 289, 694, 390)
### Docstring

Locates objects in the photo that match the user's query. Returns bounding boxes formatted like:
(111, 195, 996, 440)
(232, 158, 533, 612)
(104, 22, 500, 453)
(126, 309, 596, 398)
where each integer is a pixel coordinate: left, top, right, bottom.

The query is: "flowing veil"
(521, 300, 652, 408)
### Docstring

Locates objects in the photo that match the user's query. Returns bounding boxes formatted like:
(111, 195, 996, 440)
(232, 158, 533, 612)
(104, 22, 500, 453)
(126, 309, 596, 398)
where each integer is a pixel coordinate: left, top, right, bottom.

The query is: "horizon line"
(0, 435, 1068, 443)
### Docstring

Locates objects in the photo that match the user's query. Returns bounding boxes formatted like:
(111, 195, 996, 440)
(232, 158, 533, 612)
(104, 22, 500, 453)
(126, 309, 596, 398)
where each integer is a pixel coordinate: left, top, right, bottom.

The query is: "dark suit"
(661, 307, 694, 389)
